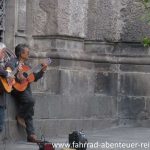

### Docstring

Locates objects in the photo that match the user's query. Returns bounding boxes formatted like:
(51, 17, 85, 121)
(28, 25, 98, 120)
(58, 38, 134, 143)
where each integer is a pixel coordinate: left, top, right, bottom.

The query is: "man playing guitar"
(7, 43, 48, 142)
(0, 42, 14, 132)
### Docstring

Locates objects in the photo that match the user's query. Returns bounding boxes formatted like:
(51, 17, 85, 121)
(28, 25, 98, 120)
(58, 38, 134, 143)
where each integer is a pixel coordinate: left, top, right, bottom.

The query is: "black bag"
(69, 131, 88, 150)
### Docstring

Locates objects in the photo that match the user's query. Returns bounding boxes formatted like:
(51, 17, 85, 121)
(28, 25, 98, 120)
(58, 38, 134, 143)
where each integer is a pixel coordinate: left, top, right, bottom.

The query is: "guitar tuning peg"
(48, 58, 52, 63)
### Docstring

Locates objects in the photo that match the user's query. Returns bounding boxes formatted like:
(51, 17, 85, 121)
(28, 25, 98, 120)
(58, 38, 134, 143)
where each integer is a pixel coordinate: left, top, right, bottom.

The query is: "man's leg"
(19, 99, 34, 119)
(0, 106, 5, 132)
(24, 98, 38, 142)
(11, 90, 35, 119)
(25, 116, 36, 142)
(11, 90, 38, 142)
(24, 99, 35, 136)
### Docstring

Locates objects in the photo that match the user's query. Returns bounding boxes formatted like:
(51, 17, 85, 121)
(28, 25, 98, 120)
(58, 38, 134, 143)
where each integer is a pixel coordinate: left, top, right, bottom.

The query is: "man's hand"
(41, 63, 48, 72)
(7, 76, 15, 85)
(17, 71, 26, 81)
(6, 72, 15, 85)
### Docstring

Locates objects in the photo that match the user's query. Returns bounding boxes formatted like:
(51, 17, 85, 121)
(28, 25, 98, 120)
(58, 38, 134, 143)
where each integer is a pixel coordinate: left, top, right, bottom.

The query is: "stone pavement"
(1, 127, 150, 150)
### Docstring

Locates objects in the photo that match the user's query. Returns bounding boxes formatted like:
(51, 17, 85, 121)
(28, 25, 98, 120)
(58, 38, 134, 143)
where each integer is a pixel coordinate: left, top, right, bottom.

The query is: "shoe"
(16, 115, 26, 128)
(27, 134, 42, 143)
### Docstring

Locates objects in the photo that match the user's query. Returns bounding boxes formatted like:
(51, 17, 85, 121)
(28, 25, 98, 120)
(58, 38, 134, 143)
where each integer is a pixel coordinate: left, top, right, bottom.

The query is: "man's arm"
(33, 70, 44, 82)
(33, 63, 47, 82)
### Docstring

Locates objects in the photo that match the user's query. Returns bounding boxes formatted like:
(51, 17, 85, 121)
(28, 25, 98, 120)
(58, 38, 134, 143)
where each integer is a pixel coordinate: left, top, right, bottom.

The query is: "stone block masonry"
(2, 0, 150, 142)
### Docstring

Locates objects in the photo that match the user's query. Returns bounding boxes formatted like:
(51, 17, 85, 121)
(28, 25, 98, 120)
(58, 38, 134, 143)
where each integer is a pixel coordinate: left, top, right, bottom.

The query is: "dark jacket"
(0, 62, 8, 107)
(0, 62, 8, 77)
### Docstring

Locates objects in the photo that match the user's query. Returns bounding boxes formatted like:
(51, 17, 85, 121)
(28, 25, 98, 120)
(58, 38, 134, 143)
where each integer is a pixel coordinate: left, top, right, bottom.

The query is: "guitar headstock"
(46, 58, 52, 65)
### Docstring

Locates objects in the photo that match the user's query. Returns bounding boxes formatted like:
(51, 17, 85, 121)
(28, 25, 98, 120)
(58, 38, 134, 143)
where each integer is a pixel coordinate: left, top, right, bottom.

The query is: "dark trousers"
(0, 87, 6, 132)
(0, 106, 5, 132)
(11, 89, 35, 136)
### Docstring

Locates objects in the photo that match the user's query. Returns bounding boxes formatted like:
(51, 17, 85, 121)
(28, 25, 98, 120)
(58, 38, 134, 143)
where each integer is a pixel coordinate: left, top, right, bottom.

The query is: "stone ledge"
(30, 51, 150, 65)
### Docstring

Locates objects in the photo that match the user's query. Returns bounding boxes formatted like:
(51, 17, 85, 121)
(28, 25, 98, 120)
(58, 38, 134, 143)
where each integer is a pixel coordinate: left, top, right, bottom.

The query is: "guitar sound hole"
(23, 72, 28, 78)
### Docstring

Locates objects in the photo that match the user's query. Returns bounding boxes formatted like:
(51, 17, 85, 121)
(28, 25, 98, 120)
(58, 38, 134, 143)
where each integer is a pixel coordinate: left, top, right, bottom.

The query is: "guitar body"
(0, 76, 15, 93)
(13, 65, 35, 92)
(13, 58, 51, 92)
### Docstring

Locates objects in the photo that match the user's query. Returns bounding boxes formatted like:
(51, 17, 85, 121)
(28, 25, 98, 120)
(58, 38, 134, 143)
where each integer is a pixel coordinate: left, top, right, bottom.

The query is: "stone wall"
(2, 0, 150, 142)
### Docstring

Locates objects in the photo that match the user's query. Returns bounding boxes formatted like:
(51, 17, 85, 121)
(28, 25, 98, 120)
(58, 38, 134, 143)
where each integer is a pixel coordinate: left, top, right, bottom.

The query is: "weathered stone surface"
(144, 98, 150, 120)
(113, 43, 149, 56)
(94, 63, 118, 72)
(120, 0, 150, 42)
(34, 94, 117, 119)
(87, 0, 115, 41)
(17, 0, 26, 32)
(15, 36, 27, 46)
(87, 0, 150, 42)
(120, 73, 150, 96)
(66, 0, 88, 37)
(4, 0, 150, 144)
(5, 0, 16, 49)
(57, 0, 70, 35)
(33, 36, 84, 52)
(31, 0, 47, 35)
(118, 96, 145, 119)
(4, 120, 26, 142)
(94, 72, 118, 96)
(85, 41, 115, 54)
(39, 0, 58, 35)
(32, 69, 61, 94)
(59, 69, 95, 96)
(33, 119, 117, 138)
(120, 64, 150, 73)
(31, 0, 88, 37)
(58, 59, 95, 71)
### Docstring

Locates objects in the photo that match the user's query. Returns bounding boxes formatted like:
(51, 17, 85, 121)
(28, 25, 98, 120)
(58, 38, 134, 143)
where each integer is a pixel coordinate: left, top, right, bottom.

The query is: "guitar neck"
(27, 64, 43, 75)
(25, 58, 51, 76)
(11, 66, 19, 76)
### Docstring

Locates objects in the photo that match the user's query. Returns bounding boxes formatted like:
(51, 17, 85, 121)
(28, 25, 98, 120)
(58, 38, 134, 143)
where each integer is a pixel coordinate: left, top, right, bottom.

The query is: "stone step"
(0, 143, 38, 150)
(1, 127, 150, 150)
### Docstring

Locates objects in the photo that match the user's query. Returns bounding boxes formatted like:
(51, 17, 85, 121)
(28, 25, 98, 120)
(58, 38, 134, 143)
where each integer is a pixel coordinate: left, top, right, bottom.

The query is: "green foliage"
(141, 0, 150, 24)
(142, 37, 150, 47)
(141, 0, 150, 47)
(142, 0, 150, 8)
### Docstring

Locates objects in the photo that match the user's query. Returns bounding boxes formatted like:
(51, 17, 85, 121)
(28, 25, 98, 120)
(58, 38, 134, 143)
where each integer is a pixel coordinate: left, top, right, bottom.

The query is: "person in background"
(0, 42, 14, 132)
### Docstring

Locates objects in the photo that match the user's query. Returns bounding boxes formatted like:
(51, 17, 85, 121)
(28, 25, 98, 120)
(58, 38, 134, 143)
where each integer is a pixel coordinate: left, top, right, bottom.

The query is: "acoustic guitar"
(13, 58, 52, 92)
(0, 66, 20, 93)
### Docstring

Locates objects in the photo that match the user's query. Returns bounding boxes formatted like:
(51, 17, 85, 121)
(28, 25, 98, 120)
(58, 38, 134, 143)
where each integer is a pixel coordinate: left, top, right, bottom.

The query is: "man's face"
(20, 47, 30, 60)
(0, 49, 5, 60)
